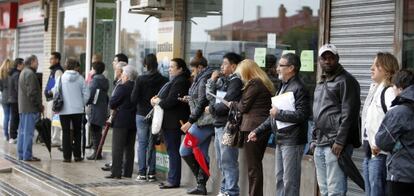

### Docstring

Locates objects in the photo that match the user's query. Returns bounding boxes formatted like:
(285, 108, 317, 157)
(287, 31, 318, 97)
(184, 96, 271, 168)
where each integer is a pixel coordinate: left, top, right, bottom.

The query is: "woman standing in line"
(361, 52, 399, 196)
(0, 59, 12, 141)
(236, 59, 275, 196)
(152, 58, 191, 189)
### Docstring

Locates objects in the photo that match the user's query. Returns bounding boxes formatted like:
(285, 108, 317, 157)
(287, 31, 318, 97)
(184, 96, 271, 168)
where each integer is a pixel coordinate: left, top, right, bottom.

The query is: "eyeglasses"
(278, 63, 291, 67)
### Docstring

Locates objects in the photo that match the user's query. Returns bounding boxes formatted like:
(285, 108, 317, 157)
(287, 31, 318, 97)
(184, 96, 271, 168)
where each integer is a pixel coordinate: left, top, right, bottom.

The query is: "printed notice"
(254, 48, 266, 67)
(300, 50, 314, 72)
(267, 33, 276, 49)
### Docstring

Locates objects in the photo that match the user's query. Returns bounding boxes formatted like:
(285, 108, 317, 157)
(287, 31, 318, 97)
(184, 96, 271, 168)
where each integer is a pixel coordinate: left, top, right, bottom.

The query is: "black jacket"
(254, 75, 311, 145)
(376, 85, 414, 183)
(188, 67, 214, 124)
(207, 74, 243, 127)
(158, 73, 191, 130)
(7, 68, 20, 103)
(109, 81, 136, 129)
(131, 71, 168, 116)
(312, 65, 361, 147)
(87, 74, 109, 127)
(0, 78, 8, 104)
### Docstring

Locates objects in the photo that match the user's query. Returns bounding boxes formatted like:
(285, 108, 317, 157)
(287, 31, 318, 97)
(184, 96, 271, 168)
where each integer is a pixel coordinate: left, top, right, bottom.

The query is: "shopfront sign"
(0, 2, 18, 29)
(18, 1, 43, 24)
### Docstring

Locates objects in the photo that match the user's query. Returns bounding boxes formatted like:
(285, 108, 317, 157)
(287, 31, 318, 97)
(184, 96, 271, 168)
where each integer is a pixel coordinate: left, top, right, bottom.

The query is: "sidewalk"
(0, 106, 192, 195)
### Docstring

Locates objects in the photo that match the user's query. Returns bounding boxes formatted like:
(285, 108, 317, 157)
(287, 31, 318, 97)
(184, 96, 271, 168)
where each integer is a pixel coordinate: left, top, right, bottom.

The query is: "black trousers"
(90, 123, 102, 151)
(9, 103, 19, 139)
(387, 181, 414, 196)
(60, 114, 83, 160)
(163, 130, 182, 186)
(111, 127, 136, 178)
(243, 131, 271, 196)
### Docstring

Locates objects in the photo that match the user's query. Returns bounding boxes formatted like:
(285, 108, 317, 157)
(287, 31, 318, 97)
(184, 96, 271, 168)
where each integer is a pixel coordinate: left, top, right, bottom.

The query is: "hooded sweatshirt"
(54, 70, 90, 115)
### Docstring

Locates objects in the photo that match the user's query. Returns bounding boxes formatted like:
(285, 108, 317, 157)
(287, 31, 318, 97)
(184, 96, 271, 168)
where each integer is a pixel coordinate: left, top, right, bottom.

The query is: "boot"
(182, 155, 208, 195)
(187, 169, 208, 195)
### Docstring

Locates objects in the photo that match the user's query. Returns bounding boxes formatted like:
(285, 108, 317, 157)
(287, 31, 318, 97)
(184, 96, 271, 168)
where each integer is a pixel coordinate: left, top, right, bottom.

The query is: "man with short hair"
(206, 52, 243, 196)
(45, 52, 64, 147)
(248, 53, 311, 196)
(18, 55, 43, 161)
(312, 44, 361, 195)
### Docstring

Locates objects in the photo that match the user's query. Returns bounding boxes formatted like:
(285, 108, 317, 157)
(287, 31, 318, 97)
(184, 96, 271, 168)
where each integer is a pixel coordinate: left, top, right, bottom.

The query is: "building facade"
(0, 0, 413, 195)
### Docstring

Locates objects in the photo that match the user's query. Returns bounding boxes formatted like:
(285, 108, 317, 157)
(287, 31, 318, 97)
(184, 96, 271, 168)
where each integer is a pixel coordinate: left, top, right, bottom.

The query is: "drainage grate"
(3, 154, 96, 196)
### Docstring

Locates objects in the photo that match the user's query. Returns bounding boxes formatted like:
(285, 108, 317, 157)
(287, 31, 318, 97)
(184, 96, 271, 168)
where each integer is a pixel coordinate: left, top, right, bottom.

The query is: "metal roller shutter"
(17, 23, 45, 72)
(329, 0, 395, 195)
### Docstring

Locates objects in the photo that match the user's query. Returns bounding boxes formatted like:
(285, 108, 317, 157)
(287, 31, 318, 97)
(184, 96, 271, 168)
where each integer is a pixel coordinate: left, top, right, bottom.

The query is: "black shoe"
(63, 159, 71, 163)
(187, 184, 207, 195)
(74, 157, 84, 162)
(159, 182, 179, 189)
(105, 174, 121, 179)
(101, 166, 111, 171)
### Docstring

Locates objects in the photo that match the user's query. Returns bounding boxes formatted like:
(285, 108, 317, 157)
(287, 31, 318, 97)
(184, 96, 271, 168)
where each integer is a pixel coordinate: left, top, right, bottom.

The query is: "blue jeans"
(179, 124, 214, 164)
(17, 112, 39, 160)
(136, 115, 156, 175)
(2, 103, 11, 140)
(163, 130, 182, 186)
(275, 144, 304, 196)
(363, 154, 387, 196)
(314, 145, 353, 196)
(214, 127, 239, 196)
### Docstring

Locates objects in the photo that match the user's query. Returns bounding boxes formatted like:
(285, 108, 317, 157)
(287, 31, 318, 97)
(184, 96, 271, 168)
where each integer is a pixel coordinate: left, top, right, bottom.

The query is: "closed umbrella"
(338, 152, 365, 191)
(35, 116, 52, 158)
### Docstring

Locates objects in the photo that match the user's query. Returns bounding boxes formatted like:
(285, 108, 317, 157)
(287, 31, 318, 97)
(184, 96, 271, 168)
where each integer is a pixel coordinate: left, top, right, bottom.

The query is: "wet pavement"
(0, 111, 193, 195)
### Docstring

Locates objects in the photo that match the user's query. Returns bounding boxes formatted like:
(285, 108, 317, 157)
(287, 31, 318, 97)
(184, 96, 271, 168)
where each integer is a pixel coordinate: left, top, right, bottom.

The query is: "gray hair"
(122, 65, 138, 81)
(24, 55, 37, 66)
(116, 62, 128, 70)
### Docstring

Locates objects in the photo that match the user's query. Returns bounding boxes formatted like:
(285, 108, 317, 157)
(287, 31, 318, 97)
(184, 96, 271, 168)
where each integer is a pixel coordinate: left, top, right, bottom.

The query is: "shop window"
(119, 0, 159, 74)
(0, 29, 15, 63)
(403, 0, 414, 68)
(185, 0, 320, 92)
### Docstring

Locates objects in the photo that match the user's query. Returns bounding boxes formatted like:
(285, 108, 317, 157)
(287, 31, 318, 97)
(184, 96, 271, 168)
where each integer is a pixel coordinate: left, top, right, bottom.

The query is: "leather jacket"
(312, 65, 361, 147)
(254, 75, 311, 145)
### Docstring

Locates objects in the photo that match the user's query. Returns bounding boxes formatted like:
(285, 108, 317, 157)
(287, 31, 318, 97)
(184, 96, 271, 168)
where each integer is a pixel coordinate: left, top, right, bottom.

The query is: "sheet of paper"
(254, 48, 266, 67)
(215, 90, 226, 104)
(300, 50, 314, 72)
(207, 91, 229, 107)
(271, 92, 296, 129)
(267, 33, 276, 49)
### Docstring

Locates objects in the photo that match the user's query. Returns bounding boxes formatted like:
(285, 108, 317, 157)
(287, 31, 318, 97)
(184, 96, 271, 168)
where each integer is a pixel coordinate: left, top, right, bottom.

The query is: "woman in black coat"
(106, 65, 137, 179)
(86, 62, 109, 160)
(151, 58, 191, 189)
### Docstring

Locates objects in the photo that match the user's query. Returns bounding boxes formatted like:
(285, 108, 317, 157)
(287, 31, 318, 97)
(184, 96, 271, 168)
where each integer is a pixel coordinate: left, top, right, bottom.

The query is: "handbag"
(151, 104, 164, 134)
(189, 99, 214, 126)
(52, 77, 64, 112)
(222, 102, 243, 147)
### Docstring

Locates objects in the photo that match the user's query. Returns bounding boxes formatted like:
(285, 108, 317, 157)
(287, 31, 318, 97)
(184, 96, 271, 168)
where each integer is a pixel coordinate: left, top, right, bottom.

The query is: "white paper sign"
(267, 33, 276, 49)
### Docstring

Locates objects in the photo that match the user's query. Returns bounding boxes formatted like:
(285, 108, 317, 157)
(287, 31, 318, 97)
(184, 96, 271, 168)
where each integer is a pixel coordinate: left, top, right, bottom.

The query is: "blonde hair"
(0, 59, 12, 80)
(236, 59, 275, 94)
(375, 52, 399, 86)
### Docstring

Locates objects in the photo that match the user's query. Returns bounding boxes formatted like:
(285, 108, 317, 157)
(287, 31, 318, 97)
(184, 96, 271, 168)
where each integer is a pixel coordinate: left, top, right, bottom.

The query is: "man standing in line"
(44, 52, 64, 147)
(18, 55, 43, 161)
(249, 53, 311, 196)
(206, 52, 243, 196)
(312, 44, 361, 195)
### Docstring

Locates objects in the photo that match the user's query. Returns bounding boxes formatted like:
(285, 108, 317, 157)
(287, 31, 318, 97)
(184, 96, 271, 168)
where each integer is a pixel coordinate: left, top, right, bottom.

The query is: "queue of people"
(0, 43, 413, 196)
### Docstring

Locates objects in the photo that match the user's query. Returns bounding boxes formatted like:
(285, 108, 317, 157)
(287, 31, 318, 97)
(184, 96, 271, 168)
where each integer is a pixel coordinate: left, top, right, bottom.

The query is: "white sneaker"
(9, 139, 16, 144)
(217, 192, 226, 196)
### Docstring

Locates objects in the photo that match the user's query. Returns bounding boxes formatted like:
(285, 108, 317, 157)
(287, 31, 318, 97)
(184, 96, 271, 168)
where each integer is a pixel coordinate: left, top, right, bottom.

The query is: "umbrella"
(95, 121, 111, 161)
(35, 116, 52, 158)
(81, 115, 87, 157)
(338, 152, 365, 191)
(180, 121, 210, 177)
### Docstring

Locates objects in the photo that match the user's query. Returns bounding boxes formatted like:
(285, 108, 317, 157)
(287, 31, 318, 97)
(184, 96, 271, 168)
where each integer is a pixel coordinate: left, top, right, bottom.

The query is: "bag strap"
(58, 77, 62, 93)
(380, 86, 390, 114)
